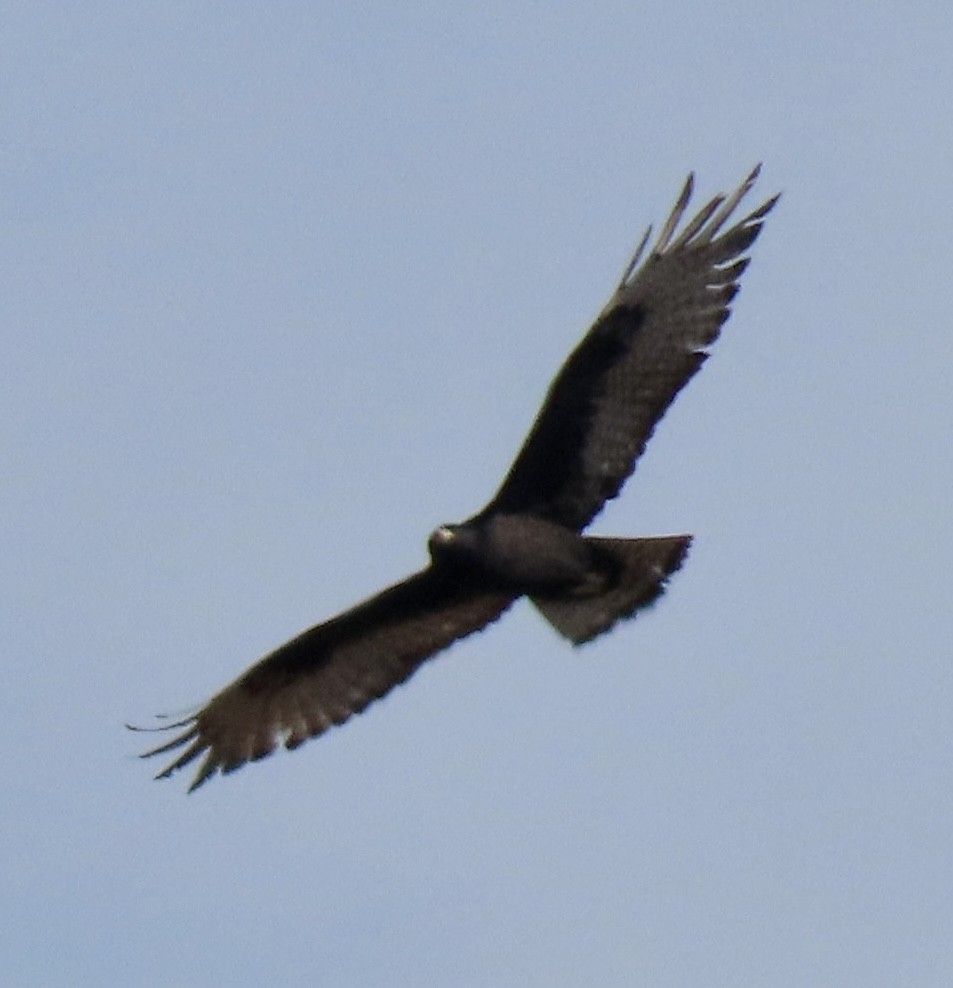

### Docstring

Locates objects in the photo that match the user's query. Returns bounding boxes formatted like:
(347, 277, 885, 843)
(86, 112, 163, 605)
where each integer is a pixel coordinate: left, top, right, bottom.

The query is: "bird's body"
(136, 167, 778, 791)
(431, 514, 605, 593)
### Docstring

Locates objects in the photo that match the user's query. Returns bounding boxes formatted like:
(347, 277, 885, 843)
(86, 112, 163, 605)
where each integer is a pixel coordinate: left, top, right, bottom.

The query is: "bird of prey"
(135, 166, 777, 791)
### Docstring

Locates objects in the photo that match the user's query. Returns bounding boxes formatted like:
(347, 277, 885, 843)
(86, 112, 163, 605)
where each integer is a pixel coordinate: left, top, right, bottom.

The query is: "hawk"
(135, 167, 777, 791)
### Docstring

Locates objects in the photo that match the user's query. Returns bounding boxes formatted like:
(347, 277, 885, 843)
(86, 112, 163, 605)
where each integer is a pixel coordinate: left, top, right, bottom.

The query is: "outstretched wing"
(483, 166, 778, 531)
(137, 569, 513, 791)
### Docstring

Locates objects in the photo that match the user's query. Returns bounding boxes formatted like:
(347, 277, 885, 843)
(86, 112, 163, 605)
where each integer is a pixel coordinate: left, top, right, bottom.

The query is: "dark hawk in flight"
(135, 166, 778, 791)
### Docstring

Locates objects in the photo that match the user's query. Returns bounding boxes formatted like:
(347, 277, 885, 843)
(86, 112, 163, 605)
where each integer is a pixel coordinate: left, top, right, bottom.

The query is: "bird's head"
(428, 522, 486, 568)
(428, 523, 460, 560)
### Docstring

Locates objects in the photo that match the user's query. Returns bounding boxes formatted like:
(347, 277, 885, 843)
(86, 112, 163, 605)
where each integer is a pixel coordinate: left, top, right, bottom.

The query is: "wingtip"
(678, 172, 695, 212)
(612, 165, 775, 300)
(126, 714, 194, 735)
(618, 224, 654, 288)
(185, 765, 216, 794)
(654, 173, 696, 252)
(737, 163, 764, 203)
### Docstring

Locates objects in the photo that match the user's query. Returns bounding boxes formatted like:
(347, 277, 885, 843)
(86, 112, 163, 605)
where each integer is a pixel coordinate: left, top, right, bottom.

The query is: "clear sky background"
(4, 4, 953, 986)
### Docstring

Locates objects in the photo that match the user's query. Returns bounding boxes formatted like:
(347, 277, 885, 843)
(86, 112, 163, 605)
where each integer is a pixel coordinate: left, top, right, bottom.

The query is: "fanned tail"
(531, 534, 691, 645)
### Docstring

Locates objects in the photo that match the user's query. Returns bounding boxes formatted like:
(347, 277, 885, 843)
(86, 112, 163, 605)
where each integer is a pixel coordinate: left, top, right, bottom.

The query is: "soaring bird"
(135, 167, 777, 791)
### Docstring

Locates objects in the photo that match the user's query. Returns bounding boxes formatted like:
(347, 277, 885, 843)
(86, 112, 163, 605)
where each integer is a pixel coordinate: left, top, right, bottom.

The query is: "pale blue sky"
(4, 4, 953, 985)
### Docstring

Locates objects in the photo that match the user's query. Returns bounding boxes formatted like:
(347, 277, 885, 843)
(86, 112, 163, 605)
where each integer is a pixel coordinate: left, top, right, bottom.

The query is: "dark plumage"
(134, 166, 778, 791)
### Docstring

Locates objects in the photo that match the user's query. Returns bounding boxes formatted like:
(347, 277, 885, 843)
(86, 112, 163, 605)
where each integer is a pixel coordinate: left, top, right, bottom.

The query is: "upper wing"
(137, 569, 514, 791)
(483, 166, 778, 531)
